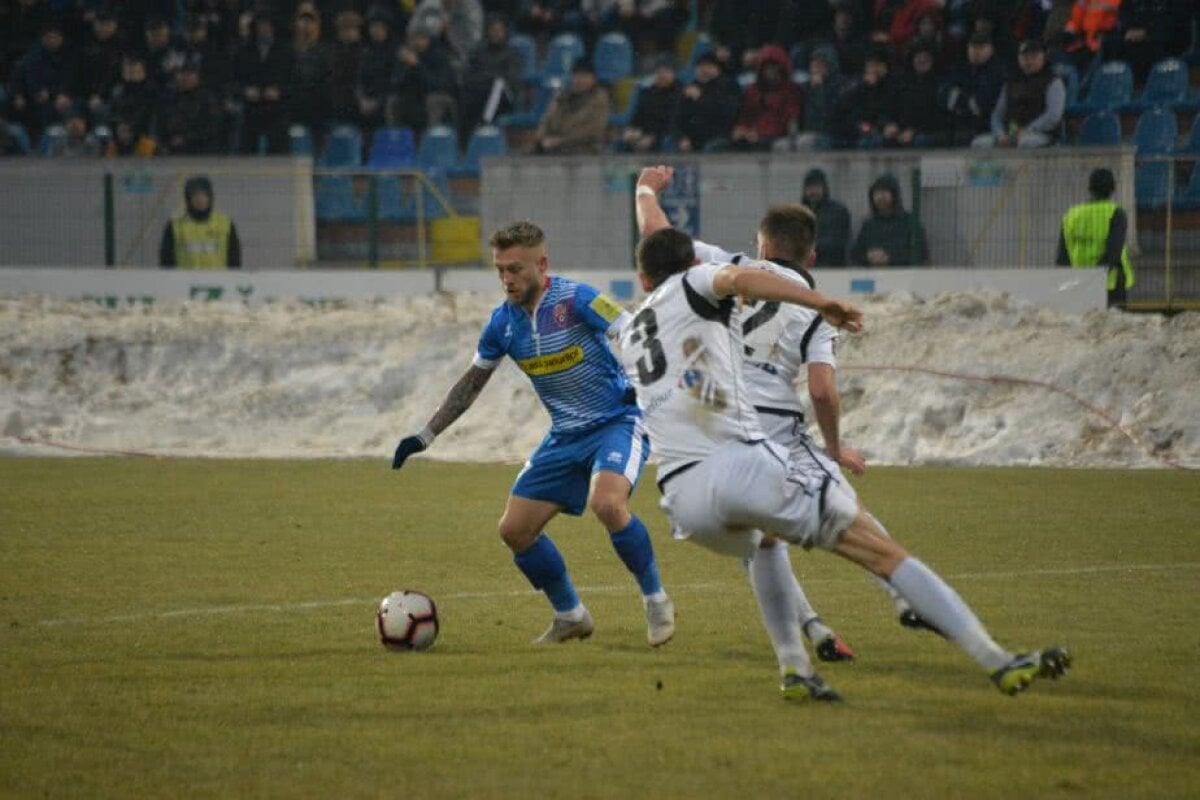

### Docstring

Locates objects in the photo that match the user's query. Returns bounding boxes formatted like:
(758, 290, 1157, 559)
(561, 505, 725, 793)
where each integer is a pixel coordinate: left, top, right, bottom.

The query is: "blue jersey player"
(392, 221, 675, 646)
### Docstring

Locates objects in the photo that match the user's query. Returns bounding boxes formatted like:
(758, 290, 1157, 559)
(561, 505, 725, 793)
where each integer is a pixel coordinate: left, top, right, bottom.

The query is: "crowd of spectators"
(0, 0, 1196, 158)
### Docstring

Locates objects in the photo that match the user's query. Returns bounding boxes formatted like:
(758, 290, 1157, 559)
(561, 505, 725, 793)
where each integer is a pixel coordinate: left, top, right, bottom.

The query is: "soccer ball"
(377, 590, 439, 651)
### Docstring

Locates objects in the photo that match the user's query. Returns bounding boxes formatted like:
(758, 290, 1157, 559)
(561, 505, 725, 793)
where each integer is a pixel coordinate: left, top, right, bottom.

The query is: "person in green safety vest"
(1056, 168, 1134, 308)
(158, 175, 242, 269)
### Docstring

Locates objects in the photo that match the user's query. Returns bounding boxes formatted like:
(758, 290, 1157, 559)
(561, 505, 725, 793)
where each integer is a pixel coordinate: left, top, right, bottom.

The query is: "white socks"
(889, 558, 1012, 672)
(556, 604, 587, 622)
(748, 544, 814, 677)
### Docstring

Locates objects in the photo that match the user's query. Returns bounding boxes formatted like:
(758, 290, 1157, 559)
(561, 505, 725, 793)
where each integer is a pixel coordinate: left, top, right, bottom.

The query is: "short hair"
(1088, 168, 1115, 199)
(637, 228, 695, 288)
(489, 221, 546, 250)
(758, 204, 816, 262)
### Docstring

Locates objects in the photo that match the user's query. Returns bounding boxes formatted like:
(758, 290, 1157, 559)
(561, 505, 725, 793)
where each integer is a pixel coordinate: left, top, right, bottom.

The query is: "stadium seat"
(374, 170, 451, 221)
(1053, 62, 1080, 108)
(417, 125, 459, 171)
(38, 125, 65, 156)
(289, 124, 313, 156)
(367, 127, 416, 168)
(593, 32, 634, 84)
(541, 32, 584, 80)
(508, 32, 538, 84)
(319, 124, 363, 167)
(1076, 110, 1121, 145)
(1071, 60, 1133, 114)
(1132, 107, 1177, 154)
(1180, 116, 1200, 154)
(1176, 164, 1200, 209)
(1134, 161, 1171, 209)
(314, 175, 365, 221)
(6, 122, 31, 154)
(1128, 58, 1189, 112)
(455, 125, 507, 176)
(683, 33, 712, 69)
(498, 76, 562, 129)
(610, 75, 651, 128)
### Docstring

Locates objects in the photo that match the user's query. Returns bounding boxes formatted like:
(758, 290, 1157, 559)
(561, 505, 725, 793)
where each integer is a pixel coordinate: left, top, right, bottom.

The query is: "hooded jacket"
(850, 174, 929, 266)
(159, 176, 242, 268)
(735, 44, 801, 141)
(535, 80, 611, 155)
(802, 169, 852, 267)
(800, 45, 845, 137)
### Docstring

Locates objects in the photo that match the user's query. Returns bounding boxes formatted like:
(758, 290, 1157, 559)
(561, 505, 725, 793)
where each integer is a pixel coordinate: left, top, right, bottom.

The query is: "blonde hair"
(489, 221, 546, 250)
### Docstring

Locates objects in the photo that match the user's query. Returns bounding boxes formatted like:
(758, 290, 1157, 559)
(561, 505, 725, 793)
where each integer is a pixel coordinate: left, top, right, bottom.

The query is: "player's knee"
(589, 493, 628, 530)
(497, 515, 538, 553)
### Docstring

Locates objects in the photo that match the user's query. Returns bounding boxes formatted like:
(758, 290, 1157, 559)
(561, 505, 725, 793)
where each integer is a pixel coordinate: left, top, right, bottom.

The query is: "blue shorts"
(511, 415, 649, 516)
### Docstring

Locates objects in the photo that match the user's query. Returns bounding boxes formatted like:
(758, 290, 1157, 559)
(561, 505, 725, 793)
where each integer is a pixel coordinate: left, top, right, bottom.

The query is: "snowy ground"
(1, 292, 1196, 468)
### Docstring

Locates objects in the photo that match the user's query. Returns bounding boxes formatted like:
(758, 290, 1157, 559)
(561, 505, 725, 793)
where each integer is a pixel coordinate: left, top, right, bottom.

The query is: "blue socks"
(513, 534, 580, 613)
(609, 515, 663, 597)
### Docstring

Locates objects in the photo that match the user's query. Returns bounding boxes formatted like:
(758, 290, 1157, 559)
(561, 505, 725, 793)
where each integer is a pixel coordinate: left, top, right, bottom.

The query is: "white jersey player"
(621, 225, 1070, 701)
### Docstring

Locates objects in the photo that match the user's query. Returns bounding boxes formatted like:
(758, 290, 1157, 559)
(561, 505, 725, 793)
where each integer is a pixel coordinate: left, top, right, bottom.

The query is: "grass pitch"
(1, 458, 1198, 799)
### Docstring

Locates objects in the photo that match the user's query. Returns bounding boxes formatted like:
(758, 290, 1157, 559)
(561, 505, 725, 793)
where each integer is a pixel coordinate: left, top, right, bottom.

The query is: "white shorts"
(658, 439, 858, 560)
(757, 411, 858, 505)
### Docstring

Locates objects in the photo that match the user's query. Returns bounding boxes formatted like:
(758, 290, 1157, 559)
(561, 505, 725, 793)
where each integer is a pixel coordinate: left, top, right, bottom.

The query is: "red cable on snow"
(2, 435, 163, 459)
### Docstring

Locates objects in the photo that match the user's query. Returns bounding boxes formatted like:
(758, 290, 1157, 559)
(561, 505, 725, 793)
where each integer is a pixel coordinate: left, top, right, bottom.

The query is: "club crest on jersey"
(539, 300, 577, 334)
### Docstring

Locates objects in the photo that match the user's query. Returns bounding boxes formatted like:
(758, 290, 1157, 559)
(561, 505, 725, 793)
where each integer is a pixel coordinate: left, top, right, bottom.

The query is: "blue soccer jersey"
(473, 276, 638, 433)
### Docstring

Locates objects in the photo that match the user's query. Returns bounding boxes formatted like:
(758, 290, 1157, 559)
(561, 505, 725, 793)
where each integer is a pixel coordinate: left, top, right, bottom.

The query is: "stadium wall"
(0, 266, 1107, 313)
(480, 147, 1138, 271)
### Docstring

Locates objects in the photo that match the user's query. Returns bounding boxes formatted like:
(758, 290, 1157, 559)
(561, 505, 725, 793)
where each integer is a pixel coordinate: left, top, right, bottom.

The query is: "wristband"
(636, 185, 657, 198)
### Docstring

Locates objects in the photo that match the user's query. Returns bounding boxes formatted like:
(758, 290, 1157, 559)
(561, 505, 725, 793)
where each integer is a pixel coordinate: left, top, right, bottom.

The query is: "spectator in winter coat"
(142, 16, 184, 91)
(1104, 0, 1191, 83)
(940, 32, 1004, 145)
(794, 45, 845, 149)
(619, 57, 681, 153)
(8, 22, 76, 139)
(161, 57, 223, 154)
(235, 14, 292, 153)
(894, 44, 948, 146)
(289, 5, 332, 139)
(672, 52, 741, 152)
(829, 1, 866, 78)
(973, 38, 1063, 148)
(851, 173, 929, 266)
(108, 55, 159, 142)
(408, 27, 459, 127)
(182, 14, 234, 102)
(460, 14, 522, 135)
(48, 110, 102, 157)
(801, 168, 852, 267)
(358, 10, 397, 132)
(409, 0, 484, 69)
(731, 44, 800, 151)
(835, 48, 900, 148)
(79, 10, 125, 122)
(530, 58, 610, 155)
(388, 36, 430, 132)
(329, 11, 364, 124)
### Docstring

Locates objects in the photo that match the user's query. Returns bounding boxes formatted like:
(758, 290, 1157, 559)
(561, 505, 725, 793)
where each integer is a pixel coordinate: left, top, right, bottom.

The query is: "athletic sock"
(865, 512, 912, 615)
(889, 557, 1013, 672)
(513, 533, 581, 614)
(748, 543, 814, 677)
(609, 515, 664, 597)
(776, 543, 825, 637)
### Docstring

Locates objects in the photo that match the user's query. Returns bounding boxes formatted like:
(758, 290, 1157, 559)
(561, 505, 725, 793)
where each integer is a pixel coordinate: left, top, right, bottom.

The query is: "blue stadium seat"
(1053, 62, 1080, 107)
(1180, 116, 1200, 154)
(289, 124, 313, 156)
(417, 125, 458, 171)
(508, 32, 538, 84)
(6, 122, 31, 154)
(374, 170, 451, 221)
(38, 125, 65, 156)
(1132, 107, 1177, 154)
(368, 127, 417, 168)
(1129, 58, 1189, 112)
(498, 76, 562, 129)
(683, 33, 711, 68)
(610, 75, 652, 128)
(314, 175, 365, 221)
(1076, 110, 1121, 145)
(542, 33, 584, 80)
(594, 32, 634, 84)
(1071, 60, 1132, 114)
(1135, 161, 1170, 209)
(455, 125, 507, 176)
(319, 125, 363, 167)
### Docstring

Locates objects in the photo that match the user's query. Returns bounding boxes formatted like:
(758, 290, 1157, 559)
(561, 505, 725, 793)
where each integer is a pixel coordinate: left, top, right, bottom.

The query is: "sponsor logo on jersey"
(589, 294, 624, 324)
(606, 450, 623, 463)
(517, 345, 584, 376)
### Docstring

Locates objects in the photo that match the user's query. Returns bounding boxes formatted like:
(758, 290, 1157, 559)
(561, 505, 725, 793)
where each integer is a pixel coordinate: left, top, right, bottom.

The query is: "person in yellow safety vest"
(1056, 167, 1134, 308)
(158, 175, 242, 269)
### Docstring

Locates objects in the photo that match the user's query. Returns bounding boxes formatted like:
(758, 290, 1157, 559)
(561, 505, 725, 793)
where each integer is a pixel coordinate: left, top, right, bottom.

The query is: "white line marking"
(24, 563, 1200, 629)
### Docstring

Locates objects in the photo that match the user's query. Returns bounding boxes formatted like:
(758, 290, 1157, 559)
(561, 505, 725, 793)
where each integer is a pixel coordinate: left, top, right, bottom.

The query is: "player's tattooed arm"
(428, 365, 494, 435)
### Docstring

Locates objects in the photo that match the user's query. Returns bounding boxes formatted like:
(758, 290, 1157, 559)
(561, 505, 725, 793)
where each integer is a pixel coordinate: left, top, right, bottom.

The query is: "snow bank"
(1, 292, 1196, 467)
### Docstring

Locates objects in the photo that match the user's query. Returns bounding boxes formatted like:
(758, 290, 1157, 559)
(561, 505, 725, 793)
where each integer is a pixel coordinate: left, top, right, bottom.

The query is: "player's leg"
(587, 419, 674, 646)
(860, 509, 943, 636)
(829, 507, 1069, 694)
(506, 439, 594, 644)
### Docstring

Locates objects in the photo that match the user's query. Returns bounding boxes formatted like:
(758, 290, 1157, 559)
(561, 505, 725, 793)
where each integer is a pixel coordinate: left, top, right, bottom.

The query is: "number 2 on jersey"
(629, 307, 667, 384)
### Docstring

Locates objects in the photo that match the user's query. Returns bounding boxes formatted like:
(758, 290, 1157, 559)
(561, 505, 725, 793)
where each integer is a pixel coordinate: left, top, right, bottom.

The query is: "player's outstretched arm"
(808, 362, 865, 476)
(392, 365, 494, 470)
(712, 265, 863, 332)
(635, 165, 674, 237)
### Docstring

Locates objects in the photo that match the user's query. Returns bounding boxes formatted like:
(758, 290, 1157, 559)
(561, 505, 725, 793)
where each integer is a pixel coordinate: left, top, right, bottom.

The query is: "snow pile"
(1, 292, 1196, 467)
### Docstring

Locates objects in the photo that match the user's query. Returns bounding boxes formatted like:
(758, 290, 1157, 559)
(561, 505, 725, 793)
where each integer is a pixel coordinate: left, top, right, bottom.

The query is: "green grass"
(1, 459, 1198, 799)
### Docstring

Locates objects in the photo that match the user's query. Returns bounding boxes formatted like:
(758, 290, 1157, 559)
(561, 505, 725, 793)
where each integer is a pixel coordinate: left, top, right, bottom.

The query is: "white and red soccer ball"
(376, 590, 439, 651)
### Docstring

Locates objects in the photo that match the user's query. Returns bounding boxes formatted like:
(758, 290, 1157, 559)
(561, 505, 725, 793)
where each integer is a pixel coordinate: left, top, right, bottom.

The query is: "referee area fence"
(0, 149, 1198, 310)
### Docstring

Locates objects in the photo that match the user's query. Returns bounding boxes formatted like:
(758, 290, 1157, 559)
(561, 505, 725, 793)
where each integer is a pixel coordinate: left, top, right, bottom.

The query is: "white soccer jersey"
(694, 239, 837, 416)
(618, 261, 765, 480)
